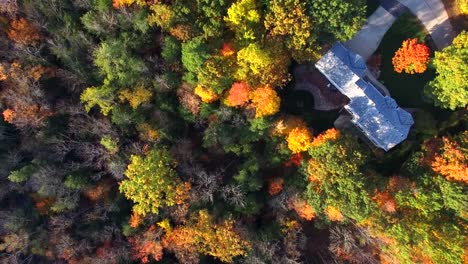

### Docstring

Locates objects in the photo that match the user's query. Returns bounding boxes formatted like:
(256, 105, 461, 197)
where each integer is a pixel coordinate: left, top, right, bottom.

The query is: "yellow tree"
(112, 0, 146, 9)
(287, 127, 313, 153)
(194, 85, 220, 103)
(118, 84, 153, 109)
(163, 210, 250, 263)
(119, 148, 190, 216)
(249, 85, 280, 117)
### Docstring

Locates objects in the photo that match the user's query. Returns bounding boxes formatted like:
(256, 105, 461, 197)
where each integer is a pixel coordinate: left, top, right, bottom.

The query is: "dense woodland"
(0, 0, 467, 263)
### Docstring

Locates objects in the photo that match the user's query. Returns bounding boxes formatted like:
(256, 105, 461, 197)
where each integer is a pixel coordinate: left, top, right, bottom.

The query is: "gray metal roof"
(316, 42, 414, 151)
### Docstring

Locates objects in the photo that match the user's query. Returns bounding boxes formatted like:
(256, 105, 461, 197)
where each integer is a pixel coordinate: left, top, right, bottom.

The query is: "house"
(315, 42, 414, 151)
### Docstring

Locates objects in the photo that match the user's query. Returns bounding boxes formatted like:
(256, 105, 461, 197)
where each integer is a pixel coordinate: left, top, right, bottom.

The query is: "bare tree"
(328, 224, 380, 264)
(221, 184, 246, 208)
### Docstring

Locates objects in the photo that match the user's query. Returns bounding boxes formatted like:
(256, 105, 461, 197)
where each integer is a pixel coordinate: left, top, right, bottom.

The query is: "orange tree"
(7, 18, 41, 46)
(287, 127, 313, 154)
(249, 85, 280, 117)
(225, 82, 251, 107)
(162, 210, 250, 263)
(426, 131, 468, 184)
(392, 38, 430, 74)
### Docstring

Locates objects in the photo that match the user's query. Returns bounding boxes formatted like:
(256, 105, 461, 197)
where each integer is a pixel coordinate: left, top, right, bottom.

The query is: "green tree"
(119, 148, 185, 216)
(264, 0, 319, 62)
(8, 164, 36, 183)
(236, 42, 290, 87)
(100, 135, 119, 154)
(64, 173, 90, 190)
(80, 84, 115, 116)
(197, 56, 234, 94)
(161, 36, 181, 65)
(374, 151, 468, 264)
(196, 0, 229, 38)
(425, 31, 468, 110)
(304, 131, 375, 222)
(309, 0, 366, 42)
(94, 38, 148, 86)
(181, 37, 210, 83)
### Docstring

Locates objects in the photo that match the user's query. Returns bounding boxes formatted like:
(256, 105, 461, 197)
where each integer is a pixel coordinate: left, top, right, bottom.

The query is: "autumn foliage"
(268, 177, 284, 196)
(112, 0, 146, 9)
(392, 38, 430, 74)
(2, 109, 16, 123)
(129, 225, 164, 263)
(0, 65, 6, 81)
(221, 43, 235, 57)
(177, 83, 201, 115)
(194, 85, 220, 103)
(430, 134, 468, 183)
(7, 18, 41, 45)
(325, 206, 344, 222)
(290, 198, 316, 220)
(119, 85, 153, 109)
(287, 127, 313, 153)
(163, 210, 250, 263)
(225, 82, 250, 107)
(372, 190, 397, 213)
(272, 116, 308, 136)
(249, 85, 280, 117)
(311, 128, 340, 147)
(284, 153, 303, 167)
(119, 148, 190, 216)
(129, 212, 143, 228)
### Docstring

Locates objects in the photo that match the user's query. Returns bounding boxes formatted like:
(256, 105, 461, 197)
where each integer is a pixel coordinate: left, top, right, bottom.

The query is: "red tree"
(392, 38, 430, 74)
(225, 82, 250, 107)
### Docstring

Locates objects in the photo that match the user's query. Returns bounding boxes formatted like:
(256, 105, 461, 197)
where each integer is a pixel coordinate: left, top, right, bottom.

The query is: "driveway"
(398, 0, 456, 49)
(345, 6, 398, 61)
(345, 0, 455, 61)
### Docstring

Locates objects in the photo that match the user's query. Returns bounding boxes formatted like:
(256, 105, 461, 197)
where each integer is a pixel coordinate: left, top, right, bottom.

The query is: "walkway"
(345, 0, 456, 61)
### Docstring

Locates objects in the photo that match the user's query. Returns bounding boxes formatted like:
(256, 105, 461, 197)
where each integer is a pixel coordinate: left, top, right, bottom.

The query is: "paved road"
(398, 0, 456, 49)
(345, 6, 398, 60)
(345, 0, 455, 60)
(381, 0, 409, 17)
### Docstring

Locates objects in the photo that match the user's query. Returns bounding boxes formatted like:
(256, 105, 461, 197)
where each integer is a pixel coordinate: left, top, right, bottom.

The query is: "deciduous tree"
(118, 85, 153, 109)
(163, 210, 250, 263)
(236, 42, 290, 87)
(225, 0, 262, 40)
(305, 131, 374, 222)
(392, 38, 430, 74)
(119, 148, 190, 216)
(429, 132, 468, 184)
(112, 0, 146, 9)
(249, 85, 280, 117)
(7, 18, 41, 45)
(263, 0, 319, 61)
(129, 225, 164, 263)
(194, 85, 220, 103)
(425, 31, 468, 110)
(225, 82, 250, 107)
(287, 127, 313, 153)
(309, 0, 366, 42)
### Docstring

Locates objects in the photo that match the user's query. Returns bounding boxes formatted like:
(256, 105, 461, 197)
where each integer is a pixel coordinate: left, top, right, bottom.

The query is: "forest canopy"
(0, 0, 466, 264)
